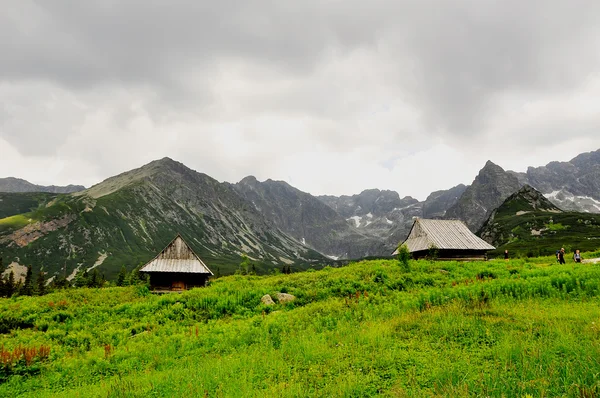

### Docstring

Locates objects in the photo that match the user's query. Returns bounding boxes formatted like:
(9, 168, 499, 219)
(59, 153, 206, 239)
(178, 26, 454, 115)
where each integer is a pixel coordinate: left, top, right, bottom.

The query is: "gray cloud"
(1, 0, 599, 199)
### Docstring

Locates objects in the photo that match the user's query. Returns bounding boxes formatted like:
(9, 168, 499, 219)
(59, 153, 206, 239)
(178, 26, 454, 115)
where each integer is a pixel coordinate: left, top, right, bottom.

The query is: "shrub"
(397, 244, 411, 271)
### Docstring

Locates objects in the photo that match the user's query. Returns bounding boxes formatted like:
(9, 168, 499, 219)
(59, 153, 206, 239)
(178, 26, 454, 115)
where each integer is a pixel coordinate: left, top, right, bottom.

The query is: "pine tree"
(21, 265, 34, 296)
(117, 266, 127, 287)
(52, 276, 70, 290)
(89, 269, 101, 288)
(36, 271, 47, 296)
(6, 271, 15, 297)
(74, 270, 89, 288)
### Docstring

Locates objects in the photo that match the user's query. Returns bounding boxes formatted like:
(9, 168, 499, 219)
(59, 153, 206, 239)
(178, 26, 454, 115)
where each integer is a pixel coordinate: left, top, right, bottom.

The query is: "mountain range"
(1, 149, 599, 279)
(0, 177, 85, 194)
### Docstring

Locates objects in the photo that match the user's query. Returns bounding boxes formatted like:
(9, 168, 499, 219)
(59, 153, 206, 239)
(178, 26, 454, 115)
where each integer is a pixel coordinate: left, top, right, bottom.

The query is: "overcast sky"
(1, 1, 599, 200)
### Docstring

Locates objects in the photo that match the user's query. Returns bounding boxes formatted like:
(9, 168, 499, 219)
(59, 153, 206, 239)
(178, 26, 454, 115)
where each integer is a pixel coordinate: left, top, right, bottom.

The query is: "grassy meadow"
(2, 254, 600, 397)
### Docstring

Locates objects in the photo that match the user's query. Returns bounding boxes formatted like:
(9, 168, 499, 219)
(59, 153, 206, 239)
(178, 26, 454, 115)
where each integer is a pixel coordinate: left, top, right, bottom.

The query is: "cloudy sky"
(1, 1, 599, 200)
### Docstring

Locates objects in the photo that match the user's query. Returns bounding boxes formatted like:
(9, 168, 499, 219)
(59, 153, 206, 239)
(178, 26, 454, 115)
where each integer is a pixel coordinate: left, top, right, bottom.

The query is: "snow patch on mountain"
(544, 189, 600, 213)
(348, 216, 362, 228)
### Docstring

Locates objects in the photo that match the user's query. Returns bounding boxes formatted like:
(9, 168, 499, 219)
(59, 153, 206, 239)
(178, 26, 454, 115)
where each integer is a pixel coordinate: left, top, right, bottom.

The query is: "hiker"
(504, 250, 509, 260)
(573, 249, 582, 263)
(558, 248, 566, 264)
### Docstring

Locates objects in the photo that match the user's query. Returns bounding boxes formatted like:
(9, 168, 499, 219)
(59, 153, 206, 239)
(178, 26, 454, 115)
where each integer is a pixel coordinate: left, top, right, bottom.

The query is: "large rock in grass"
(276, 293, 296, 304)
(261, 294, 275, 306)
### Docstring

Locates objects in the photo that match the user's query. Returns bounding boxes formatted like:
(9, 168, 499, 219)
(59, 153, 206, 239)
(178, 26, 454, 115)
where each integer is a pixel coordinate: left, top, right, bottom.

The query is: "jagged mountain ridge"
(316, 186, 465, 253)
(509, 149, 600, 213)
(0, 158, 325, 279)
(0, 177, 85, 194)
(231, 178, 385, 259)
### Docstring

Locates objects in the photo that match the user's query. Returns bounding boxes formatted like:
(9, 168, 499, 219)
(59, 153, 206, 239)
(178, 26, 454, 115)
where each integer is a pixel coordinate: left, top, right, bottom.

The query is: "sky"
(1, 1, 599, 201)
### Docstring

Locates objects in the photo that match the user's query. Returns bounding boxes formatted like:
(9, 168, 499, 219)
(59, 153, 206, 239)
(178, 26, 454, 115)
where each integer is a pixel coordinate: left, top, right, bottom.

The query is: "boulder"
(276, 293, 296, 304)
(261, 294, 275, 306)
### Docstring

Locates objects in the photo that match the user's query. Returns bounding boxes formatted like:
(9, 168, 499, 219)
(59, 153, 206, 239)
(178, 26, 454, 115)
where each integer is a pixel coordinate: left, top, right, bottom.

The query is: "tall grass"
(1, 255, 600, 396)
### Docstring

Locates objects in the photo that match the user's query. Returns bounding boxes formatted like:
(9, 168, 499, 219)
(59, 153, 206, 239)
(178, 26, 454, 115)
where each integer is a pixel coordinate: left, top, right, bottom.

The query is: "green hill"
(479, 185, 600, 257)
(2, 256, 600, 396)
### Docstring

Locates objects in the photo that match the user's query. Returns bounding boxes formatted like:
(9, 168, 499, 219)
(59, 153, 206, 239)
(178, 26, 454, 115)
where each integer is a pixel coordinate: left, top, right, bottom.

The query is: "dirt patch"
(0, 215, 76, 247)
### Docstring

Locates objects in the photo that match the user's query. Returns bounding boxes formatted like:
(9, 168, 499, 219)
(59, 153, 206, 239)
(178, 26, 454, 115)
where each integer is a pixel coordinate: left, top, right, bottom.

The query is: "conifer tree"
(36, 271, 47, 296)
(6, 271, 15, 297)
(74, 270, 89, 288)
(117, 266, 127, 287)
(52, 276, 70, 289)
(89, 269, 101, 288)
(21, 265, 34, 296)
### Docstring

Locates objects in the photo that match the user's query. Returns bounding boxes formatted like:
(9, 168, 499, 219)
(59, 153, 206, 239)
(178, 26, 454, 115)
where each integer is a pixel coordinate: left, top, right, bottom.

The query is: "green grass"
(546, 222, 567, 231)
(2, 255, 600, 396)
(0, 214, 34, 233)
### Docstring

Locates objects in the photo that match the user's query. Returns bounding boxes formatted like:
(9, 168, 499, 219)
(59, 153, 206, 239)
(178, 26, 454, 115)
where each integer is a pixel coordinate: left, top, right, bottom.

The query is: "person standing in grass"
(574, 249, 582, 263)
(558, 248, 566, 264)
(504, 250, 509, 260)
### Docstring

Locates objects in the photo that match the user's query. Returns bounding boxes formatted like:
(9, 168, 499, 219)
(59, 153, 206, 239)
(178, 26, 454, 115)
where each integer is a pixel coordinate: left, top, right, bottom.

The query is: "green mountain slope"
(479, 185, 600, 257)
(0, 192, 57, 219)
(0, 158, 325, 279)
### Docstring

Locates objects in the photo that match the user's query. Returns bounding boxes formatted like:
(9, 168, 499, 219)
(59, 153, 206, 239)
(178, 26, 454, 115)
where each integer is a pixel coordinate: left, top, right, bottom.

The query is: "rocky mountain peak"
(445, 161, 522, 231)
(505, 185, 562, 213)
(79, 157, 219, 199)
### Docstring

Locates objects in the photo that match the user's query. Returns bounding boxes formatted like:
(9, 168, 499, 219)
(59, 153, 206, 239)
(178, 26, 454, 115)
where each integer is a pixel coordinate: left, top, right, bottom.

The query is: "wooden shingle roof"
(393, 219, 495, 254)
(140, 234, 213, 274)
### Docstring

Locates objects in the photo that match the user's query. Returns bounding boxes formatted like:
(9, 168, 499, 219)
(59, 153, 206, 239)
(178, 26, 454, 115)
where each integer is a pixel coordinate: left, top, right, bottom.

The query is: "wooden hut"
(140, 234, 213, 291)
(393, 218, 495, 260)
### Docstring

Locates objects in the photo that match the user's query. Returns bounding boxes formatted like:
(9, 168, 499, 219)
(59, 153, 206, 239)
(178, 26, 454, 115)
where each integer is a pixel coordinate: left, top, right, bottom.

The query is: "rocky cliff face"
(509, 149, 600, 213)
(422, 184, 467, 219)
(445, 161, 522, 231)
(232, 178, 386, 259)
(0, 177, 85, 193)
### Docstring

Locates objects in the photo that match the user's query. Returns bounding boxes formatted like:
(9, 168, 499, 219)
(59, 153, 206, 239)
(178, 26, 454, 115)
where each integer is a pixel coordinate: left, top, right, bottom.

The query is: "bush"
(397, 244, 411, 271)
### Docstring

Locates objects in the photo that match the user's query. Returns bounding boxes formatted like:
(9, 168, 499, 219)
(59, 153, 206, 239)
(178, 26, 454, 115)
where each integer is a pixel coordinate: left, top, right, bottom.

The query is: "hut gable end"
(140, 235, 213, 275)
(160, 236, 197, 260)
